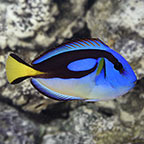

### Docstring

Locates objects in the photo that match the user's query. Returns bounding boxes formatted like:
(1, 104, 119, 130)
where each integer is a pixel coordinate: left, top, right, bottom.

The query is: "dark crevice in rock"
(0, 95, 20, 110)
(0, 0, 17, 4)
(98, 107, 114, 117)
(0, 95, 71, 124)
(54, 0, 70, 14)
(33, 124, 45, 144)
(45, 25, 56, 37)
(84, 0, 97, 11)
(19, 37, 35, 43)
(136, 77, 144, 86)
(3, 46, 15, 53)
(21, 102, 71, 124)
(46, 1, 78, 37)
(72, 23, 91, 39)
(64, 23, 91, 42)
(54, 0, 72, 21)
(18, 32, 36, 42)
(14, 11, 32, 18)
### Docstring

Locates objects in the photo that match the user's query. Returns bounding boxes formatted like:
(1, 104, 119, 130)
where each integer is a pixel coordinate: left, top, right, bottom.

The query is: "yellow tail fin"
(6, 53, 45, 84)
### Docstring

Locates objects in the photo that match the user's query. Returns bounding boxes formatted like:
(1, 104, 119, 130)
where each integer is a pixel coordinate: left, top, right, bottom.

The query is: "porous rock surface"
(0, 0, 144, 144)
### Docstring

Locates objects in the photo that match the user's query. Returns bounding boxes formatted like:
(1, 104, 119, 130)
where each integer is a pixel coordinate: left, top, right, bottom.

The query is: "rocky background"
(0, 0, 144, 144)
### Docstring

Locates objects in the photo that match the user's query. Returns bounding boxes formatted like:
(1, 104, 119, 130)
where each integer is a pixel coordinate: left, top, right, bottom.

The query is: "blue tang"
(6, 38, 137, 101)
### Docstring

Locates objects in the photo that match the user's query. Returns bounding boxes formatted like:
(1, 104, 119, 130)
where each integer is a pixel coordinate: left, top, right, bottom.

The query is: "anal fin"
(31, 78, 83, 101)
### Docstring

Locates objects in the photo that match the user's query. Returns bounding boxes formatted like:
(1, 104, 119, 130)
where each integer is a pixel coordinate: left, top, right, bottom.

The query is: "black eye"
(114, 62, 123, 71)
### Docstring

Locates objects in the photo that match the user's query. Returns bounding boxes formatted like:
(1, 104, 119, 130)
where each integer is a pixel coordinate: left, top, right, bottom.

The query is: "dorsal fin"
(32, 38, 110, 65)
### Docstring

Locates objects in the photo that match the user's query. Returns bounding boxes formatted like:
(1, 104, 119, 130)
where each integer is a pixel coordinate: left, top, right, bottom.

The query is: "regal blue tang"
(6, 38, 137, 101)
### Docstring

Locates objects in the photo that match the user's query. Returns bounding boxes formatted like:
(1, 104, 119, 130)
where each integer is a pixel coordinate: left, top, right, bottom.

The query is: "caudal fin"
(6, 53, 44, 84)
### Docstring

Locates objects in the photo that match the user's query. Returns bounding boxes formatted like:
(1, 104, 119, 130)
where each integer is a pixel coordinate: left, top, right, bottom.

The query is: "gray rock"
(0, 0, 58, 49)
(107, 0, 144, 38)
(85, 0, 114, 40)
(0, 102, 41, 144)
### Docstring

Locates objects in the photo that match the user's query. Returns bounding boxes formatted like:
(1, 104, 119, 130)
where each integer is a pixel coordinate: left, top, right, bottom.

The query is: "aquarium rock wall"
(0, 0, 144, 144)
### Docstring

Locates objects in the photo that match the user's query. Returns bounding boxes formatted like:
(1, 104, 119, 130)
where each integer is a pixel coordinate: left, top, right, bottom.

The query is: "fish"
(6, 38, 137, 101)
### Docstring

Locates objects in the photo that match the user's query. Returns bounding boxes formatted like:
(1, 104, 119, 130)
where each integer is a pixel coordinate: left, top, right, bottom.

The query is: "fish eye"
(114, 62, 123, 72)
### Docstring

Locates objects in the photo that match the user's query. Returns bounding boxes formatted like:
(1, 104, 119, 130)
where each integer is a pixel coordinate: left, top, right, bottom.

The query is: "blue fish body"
(6, 38, 137, 101)
(31, 39, 137, 101)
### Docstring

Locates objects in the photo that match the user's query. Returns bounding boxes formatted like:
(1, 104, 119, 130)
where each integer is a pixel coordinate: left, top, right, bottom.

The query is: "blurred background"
(0, 0, 144, 144)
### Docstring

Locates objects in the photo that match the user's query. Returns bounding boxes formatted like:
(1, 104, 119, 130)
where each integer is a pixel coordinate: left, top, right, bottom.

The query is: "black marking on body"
(103, 59, 106, 78)
(32, 49, 123, 79)
(114, 62, 124, 73)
